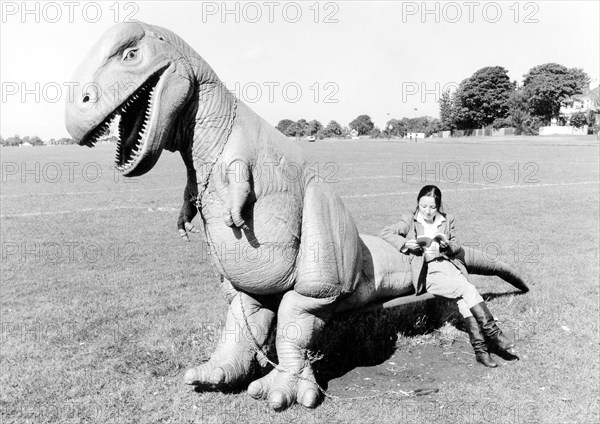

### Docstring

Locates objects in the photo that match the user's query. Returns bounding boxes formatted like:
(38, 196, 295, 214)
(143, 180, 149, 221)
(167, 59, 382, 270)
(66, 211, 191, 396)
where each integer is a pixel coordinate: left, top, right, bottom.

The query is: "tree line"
(276, 62, 597, 140)
(276, 115, 444, 140)
(4, 62, 595, 145)
(0, 135, 76, 146)
(439, 63, 596, 135)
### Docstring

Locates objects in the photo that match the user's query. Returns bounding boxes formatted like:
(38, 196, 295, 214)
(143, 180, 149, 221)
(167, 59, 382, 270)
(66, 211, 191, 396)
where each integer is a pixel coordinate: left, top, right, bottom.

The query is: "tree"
(29, 136, 43, 146)
(508, 87, 543, 135)
(568, 68, 591, 91)
(385, 119, 407, 137)
(424, 118, 443, 136)
(5, 134, 22, 146)
(523, 63, 590, 124)
(570, 111, 587, 128)
(586, 110, 597, 128)
(295, 119, 309, 136)
(276, 119, 294, 134)
(284, 119, 310, 138)
(409, 116, 430, 133)
(349, 115, 374, 135)
(369, 127, 382, 138)
(322, 120, 342, 138)
(491, 117, 511, 130)
(508, 87, 528, 134)
(453, 66, 514, 129)
(283, 123, 298, 137)
(307, 120, 323, 136)
(438, 89, 456, 130)
(285, 122, 300, 137)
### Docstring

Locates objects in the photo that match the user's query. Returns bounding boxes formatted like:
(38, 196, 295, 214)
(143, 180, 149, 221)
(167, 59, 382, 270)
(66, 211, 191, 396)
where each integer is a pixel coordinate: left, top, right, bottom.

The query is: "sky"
(1, 0, 599, 139)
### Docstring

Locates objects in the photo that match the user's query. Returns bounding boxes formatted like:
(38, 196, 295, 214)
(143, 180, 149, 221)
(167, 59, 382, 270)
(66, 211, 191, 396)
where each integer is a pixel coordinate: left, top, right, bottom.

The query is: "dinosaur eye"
(122, 48, 138, 61)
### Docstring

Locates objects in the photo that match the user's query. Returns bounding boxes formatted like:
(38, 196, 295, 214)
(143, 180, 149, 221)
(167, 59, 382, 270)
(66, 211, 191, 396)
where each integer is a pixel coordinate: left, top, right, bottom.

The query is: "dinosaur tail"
(459, 246, 530, 293)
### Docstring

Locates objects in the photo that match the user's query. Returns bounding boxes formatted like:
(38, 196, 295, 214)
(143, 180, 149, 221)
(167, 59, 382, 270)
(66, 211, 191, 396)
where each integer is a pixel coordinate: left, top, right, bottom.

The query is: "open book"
(416, 233, 448, 248)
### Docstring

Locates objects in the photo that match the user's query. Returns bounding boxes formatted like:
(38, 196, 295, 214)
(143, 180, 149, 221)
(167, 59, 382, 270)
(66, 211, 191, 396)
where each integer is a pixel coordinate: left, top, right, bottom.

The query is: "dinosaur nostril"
(82, 85, 99, 104)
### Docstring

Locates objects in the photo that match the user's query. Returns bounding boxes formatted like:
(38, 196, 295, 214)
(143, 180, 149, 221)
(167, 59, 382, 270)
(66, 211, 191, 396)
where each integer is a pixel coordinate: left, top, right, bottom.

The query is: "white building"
(405, 132, 426, 140)
(560, 86, 600, 123)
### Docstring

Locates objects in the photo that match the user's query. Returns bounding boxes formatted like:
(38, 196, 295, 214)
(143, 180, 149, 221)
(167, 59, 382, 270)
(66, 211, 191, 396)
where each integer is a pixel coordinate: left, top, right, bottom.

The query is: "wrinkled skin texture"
(66, 22, 528, 411)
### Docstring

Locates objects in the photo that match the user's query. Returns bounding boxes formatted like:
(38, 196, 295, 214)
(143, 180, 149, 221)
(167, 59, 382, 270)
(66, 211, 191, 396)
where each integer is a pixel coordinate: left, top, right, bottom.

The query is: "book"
(416, 233, 448, 248)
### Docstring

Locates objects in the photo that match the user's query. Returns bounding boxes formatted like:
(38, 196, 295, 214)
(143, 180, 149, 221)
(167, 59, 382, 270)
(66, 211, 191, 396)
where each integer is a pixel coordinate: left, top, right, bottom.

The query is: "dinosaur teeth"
(110, 66, 167, 172)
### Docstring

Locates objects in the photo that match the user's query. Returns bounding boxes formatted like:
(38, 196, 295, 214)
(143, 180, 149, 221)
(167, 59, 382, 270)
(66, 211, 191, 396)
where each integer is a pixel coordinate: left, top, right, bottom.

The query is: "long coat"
(379, 211, 468, 295)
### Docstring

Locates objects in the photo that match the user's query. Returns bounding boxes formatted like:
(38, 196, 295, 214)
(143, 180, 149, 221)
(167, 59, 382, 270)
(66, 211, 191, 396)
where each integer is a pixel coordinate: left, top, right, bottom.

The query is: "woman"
(379, 185, 515, 367)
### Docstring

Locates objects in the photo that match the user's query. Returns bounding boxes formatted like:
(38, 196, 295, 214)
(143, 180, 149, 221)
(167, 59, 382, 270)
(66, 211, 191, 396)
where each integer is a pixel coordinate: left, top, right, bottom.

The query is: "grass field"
(1, 135, 599, 423)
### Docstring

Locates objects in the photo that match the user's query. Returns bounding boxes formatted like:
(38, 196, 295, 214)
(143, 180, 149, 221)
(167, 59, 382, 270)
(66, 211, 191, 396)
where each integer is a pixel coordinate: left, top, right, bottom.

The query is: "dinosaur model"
(65, 22, 528, 411)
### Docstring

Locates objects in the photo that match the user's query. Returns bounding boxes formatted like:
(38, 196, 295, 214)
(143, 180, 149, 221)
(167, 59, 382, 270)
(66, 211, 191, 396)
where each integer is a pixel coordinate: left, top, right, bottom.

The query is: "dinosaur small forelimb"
(178, 222, 200, 242)
(221, 159, 252, 228)
(177, 165, 199, 241)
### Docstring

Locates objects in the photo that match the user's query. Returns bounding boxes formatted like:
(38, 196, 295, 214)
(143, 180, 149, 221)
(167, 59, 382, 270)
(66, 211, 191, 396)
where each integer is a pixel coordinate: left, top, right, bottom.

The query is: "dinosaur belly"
(201, 192, 302, 295)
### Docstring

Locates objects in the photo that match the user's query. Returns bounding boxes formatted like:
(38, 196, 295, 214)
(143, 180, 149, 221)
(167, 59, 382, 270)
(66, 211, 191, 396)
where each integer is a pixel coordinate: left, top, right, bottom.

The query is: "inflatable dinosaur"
(65, 22, 528, 411)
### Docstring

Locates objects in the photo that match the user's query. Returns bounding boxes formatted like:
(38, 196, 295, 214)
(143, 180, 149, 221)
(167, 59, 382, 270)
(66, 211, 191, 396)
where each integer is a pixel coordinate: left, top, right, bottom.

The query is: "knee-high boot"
(464, 316, 497, 368)
(470, 302, 516, 354)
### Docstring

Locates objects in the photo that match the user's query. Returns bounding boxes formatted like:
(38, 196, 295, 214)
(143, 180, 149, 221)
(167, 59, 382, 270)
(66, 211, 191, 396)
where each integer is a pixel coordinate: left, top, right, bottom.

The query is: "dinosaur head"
(65, 22, 195, 176)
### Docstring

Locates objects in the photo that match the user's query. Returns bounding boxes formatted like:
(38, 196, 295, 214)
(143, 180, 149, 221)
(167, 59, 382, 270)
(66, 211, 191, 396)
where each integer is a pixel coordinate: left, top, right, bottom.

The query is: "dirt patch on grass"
(324, 342, 492, 400)
(314, 300, 517, 401)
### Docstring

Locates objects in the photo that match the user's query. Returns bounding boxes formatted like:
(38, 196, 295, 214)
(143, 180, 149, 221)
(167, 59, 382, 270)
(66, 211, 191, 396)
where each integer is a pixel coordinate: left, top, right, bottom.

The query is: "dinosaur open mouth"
(80, 65, 168, 173)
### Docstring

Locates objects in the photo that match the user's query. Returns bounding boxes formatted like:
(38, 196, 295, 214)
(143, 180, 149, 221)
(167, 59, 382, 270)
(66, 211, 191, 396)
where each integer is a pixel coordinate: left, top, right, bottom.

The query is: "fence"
(436, 127, 515, 138)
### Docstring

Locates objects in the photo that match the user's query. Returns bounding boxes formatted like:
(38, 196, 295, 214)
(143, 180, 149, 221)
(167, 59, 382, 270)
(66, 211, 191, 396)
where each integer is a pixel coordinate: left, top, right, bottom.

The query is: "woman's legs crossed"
(426, 259, 483, 317)
(425, 259, 502, 366)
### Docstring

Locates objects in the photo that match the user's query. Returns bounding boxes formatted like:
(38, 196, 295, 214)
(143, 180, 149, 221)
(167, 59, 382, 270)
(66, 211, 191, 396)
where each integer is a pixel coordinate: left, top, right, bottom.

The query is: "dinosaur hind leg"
(247, 183, 362, 410)
(184, 278, 276, 388)
(247, 291, 336, 410)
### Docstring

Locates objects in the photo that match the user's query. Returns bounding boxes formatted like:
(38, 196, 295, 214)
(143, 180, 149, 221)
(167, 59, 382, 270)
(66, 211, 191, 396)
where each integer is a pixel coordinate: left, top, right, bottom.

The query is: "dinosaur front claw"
(178, 222, 200, 242)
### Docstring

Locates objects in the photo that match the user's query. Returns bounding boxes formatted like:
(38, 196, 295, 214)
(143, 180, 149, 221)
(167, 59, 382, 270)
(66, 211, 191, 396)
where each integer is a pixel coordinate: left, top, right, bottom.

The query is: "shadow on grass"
(490, 346, 520, 362)
(193, 383, 247, 395)
(313, 290, 524, 388)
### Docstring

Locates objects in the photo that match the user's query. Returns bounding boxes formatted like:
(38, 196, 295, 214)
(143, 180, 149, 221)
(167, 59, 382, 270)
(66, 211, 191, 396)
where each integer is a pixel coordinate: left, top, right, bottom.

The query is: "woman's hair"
(415, 185, 444, 214)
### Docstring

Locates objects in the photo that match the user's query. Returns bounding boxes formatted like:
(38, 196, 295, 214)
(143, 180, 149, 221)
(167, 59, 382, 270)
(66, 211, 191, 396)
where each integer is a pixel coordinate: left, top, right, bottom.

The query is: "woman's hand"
(438, 239, 449, 250)
(404, 240, 422, 254)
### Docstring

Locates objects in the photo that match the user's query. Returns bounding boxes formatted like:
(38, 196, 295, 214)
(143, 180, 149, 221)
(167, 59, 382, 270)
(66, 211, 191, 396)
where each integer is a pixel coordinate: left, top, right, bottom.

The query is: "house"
(405, 132, 426, 140)
(560, 86, 600, 124)
(349, 129, 359, 139)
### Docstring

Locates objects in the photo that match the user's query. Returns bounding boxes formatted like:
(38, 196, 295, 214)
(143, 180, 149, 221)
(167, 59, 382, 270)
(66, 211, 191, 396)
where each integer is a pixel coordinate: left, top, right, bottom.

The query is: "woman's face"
(418, 195, 437, 221)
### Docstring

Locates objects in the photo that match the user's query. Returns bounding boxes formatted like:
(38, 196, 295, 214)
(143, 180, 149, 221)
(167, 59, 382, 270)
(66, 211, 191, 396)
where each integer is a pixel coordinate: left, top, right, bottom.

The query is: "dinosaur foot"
(247, 365, 321, 411)
(184, 351, 257, 389)
(185, 290, 276, 390)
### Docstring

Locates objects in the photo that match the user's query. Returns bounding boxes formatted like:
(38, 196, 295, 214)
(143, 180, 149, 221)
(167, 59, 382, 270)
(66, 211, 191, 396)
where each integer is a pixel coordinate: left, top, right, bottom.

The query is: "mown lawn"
(1, 135, 598, 423)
